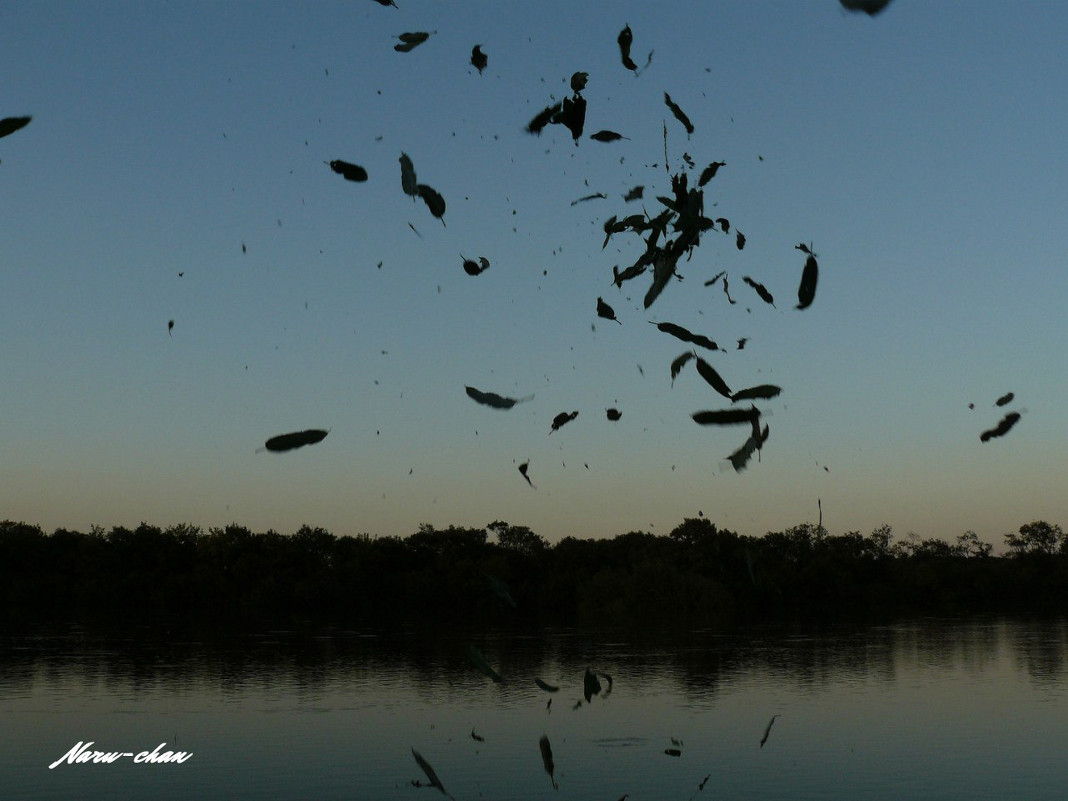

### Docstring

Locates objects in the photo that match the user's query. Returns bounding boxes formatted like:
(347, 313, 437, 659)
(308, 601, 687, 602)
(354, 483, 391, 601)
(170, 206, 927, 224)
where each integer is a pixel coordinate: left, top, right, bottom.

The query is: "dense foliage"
(2, 518, 1067, 627)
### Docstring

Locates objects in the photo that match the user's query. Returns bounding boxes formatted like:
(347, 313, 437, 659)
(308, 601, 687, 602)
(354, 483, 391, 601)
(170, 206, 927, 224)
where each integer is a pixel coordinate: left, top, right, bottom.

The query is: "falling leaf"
(327, 159, 368, 182)
(596, 297, 622, 324)
(980, 412, 1021, 442)
(995, 392, 1014, 407)
(518, 461, 535, 488)
(606, 408, 622, 421)
(698, 161, 725, 186)
(394, 31, 434, 53)
(470, 728, 485, 742)
(726, 423, 770, 472)
(623, 185, 644, 202)
(692, 407, 761, 426)
(664, 93, 694, 135)
(670, 351, 696, 385)
(652, 321, 718, 351)
(399, 153, 418, 196)
(590, 130, 627, 142)
(167, 320, 174, 336)
(796, 253, 818, 310)
(417, 184, 446, 221)
(470, 45, 487, 73)
(694, 357, 732, 400)
(730, 384, 782, 403)
(549, 411, 578, 434)
(617, 25, 638, 72)
(571, 192, 608, 206)
(664, 748, 682, 757)
(742, 276, 775, 306)
(570, 71, 589, 93)
(839, 0, 894, 15)
(526, 101, 564, 135)
(260, 429, 329, 452)
(462, 255, 490, 276)
(0, 116, 32, 139)
(535, 678, 559, 693)
(465, 386, 531, 408)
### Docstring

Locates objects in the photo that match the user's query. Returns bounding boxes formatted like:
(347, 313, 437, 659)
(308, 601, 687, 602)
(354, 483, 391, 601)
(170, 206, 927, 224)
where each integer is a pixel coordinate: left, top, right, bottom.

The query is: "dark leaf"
(263, 429, 329, 452)
(394, 31, 434, 52)
(618, 25, 638, 71)
(839, 0, 893, 15)
(596, 296, 622, 324)
(698, 161, 725, 186)
(465, 386, 531, 409)
(742, 276, 774, 306)
(328, 159, 368, 182)
(417, 184, 446, 220)
(980, 412, 1021, 442)
(399, 152, 418, 196)
(664, 93, 694, 135)
(549, 411, 579, 434)
(590, 130, 627, 142)
(526, 101, 563, 135)
(0, 116, 32, 139)
(670, 351, 696, 385)
(651, 321, 718, 351)
(571, 192, 607, 206)
(695, 357, 732, 400)
(692, 407, 761, 426)
(730, 384, 781, 403)
(471, 45, 487, 73)
(796, 254, 818, 309)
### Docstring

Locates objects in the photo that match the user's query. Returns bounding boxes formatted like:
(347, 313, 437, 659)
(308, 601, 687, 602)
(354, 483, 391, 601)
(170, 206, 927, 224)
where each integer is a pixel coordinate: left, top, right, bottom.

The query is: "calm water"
(3, 617, 1067, 800)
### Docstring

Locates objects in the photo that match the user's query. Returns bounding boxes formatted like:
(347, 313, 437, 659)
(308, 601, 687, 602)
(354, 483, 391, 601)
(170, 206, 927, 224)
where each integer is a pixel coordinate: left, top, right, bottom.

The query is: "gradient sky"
(3, 0, 1066, 547)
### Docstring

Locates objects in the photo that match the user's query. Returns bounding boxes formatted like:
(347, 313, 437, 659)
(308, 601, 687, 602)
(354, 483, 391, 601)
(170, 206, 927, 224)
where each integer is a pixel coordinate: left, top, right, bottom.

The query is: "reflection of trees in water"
(4, 618, 1065, 703)
(1007, 619, 1068, 682)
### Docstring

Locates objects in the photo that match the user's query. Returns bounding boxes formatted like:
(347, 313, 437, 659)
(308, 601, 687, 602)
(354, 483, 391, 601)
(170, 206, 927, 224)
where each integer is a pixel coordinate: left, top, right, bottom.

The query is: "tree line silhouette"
(2, 517, 1066, 626)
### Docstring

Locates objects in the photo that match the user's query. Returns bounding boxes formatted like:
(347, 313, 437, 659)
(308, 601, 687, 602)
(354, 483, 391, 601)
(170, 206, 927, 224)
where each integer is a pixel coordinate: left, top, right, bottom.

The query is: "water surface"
(3, 617, 1067, 800)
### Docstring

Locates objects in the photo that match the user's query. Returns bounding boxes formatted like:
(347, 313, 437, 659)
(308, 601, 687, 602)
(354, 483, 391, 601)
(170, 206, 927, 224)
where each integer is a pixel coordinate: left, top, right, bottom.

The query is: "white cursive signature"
(49, 741, 192, 769)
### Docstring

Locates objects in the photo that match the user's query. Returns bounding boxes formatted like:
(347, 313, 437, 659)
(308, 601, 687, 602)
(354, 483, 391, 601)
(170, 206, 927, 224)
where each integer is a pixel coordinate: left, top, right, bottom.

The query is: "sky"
(3, 0, 1067, 548)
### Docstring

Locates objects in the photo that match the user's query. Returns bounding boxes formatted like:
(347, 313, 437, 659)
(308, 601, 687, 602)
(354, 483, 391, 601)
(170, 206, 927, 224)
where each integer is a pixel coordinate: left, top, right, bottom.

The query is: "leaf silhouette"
(327, 159, 367, 182)
(399, 152, 418, 197)
(664, 93, 694, 135)
(796, 253, 818, 309)
(394, 31, 434, 52)
(0, 116, 32, 139)
(262, 429, 329, 452)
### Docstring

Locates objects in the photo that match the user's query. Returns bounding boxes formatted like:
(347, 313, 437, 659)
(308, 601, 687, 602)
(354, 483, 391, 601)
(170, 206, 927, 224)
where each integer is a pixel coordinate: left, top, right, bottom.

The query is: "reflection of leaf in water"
(539, 735, 558, 789)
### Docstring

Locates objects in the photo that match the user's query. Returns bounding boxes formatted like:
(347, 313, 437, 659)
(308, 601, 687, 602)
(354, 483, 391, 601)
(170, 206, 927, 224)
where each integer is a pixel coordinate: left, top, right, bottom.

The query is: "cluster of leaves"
(2, 517, 1067, 626)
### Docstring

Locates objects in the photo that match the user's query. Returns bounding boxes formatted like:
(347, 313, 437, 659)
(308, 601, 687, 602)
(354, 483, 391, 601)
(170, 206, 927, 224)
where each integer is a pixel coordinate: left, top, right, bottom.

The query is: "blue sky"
(3, 1, 1066, 547)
